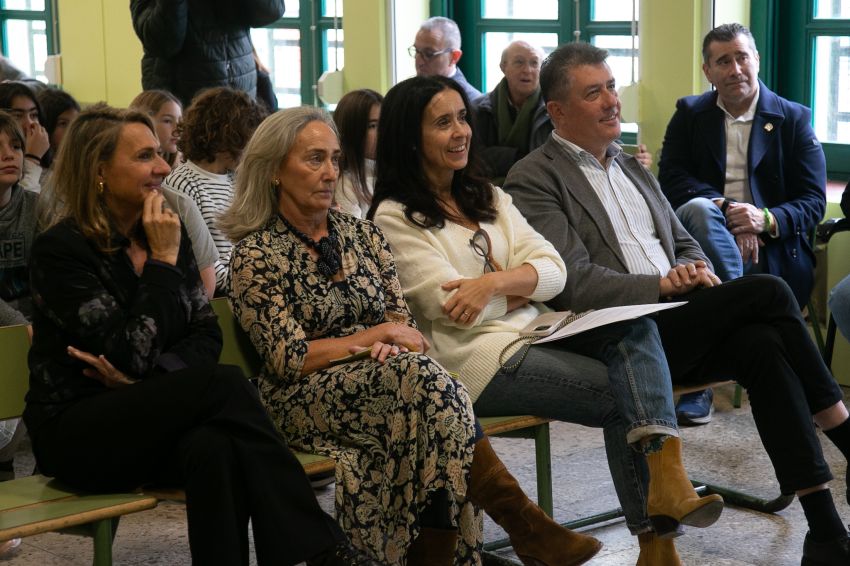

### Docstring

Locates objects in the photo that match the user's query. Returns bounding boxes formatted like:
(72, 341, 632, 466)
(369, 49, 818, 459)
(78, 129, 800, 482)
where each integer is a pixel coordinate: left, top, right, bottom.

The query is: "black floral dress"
(229, 212, 482, 565)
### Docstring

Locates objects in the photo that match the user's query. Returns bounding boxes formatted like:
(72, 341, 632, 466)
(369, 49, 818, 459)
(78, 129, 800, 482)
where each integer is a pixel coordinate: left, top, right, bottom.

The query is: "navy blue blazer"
(658, 81, 826, 306)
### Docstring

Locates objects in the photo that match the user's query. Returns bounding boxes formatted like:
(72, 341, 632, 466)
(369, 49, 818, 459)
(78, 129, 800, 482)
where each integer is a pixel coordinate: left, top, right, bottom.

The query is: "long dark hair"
(334, 88, 383, 206)
(368, 75, 495, 228)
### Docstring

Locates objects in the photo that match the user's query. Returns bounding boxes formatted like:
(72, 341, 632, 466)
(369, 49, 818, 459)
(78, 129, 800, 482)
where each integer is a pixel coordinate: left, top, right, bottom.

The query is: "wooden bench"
(0, 323, 158, 566)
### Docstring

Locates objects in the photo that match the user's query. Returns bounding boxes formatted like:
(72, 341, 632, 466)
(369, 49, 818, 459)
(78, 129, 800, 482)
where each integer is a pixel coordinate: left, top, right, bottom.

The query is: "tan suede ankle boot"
(467, 437, 602, 566)
(637, 532, 683, 566)
(406, 527, 457, 566)
(646, 436, 724, 537)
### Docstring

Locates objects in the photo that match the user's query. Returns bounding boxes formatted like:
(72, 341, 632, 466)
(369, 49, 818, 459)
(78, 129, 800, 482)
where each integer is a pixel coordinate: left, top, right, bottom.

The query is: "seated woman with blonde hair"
(221, 106, 600, 565)
(23, 104, 376, 566)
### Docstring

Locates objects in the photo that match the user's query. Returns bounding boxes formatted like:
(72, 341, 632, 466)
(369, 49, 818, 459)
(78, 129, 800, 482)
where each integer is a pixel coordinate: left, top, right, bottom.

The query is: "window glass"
(481, 0, 558, 20)
(282, 1, 299, 18)
(3, 18, 46, 81)
(251, 27, 302, 108)
(592, 34, 639, 84)
(591, 0, 639, 21)
(813, 35, 850, 144)
(591, 35, 638, 134)
(1, 0, 44, 9)
(814, 0, 850, 19)
(324, 28, 344, 72)
(322, 0, 342, 18)
(482, 32, 558, 92)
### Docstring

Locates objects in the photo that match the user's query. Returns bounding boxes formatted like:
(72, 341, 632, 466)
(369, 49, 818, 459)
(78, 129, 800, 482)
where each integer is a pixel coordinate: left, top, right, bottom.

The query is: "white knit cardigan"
(373, 187, 566, 402)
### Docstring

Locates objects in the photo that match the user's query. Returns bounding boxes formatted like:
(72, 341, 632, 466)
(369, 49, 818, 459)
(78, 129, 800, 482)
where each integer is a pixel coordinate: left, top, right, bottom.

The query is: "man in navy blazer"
(658, 23, 826, 425)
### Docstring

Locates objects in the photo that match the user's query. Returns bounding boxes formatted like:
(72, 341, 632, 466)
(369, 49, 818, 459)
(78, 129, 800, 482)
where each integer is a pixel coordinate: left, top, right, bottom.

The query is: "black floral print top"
(23, 219, 222, 434)
(229, 211, 413, 386)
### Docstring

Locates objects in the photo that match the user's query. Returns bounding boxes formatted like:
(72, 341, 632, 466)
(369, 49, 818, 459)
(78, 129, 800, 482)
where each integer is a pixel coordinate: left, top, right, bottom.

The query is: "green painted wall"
(639, 1, 709, 170)
(57, 0, 142, 106)
(341, 0, 428, 95)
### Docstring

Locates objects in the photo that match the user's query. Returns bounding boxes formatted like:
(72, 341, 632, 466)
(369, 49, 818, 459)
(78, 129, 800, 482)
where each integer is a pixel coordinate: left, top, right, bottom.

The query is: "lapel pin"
(764, 122, 774, 132)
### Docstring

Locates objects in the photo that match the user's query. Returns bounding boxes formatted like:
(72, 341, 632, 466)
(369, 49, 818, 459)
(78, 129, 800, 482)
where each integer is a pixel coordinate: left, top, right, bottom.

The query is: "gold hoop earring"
(97, 181, 105, 195)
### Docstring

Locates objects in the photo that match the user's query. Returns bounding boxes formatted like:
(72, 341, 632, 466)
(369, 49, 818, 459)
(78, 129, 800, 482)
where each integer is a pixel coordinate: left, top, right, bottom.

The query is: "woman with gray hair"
(221, 105, 481, 566)
(222, 106, 598, 565)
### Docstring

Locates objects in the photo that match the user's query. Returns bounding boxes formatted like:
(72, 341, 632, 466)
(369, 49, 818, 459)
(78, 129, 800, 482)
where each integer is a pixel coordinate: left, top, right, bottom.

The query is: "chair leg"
(810, 300, 826, 354)
(824, 316, 838, 370)
(91, 519, 114, 566)
(533, 423, 553, 517)
(733, 384, 743, 409)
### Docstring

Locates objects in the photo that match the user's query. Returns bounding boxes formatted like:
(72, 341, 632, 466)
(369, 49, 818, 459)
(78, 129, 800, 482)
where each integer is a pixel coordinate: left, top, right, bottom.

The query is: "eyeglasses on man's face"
(408, 46, 452, 60)
(470, 228, 503, 273)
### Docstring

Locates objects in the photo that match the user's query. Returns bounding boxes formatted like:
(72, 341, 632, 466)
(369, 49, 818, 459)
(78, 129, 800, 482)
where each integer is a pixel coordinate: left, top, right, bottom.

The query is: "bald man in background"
(477, 40, 651, 184)
(475, 41, 552, 184)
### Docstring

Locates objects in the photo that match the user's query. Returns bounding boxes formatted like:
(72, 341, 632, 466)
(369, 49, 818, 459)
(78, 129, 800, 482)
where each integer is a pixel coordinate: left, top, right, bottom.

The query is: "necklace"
(278, 213, 342, 277)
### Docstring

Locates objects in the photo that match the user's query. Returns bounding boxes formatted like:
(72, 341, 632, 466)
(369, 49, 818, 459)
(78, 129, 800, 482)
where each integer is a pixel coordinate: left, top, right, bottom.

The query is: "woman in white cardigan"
(370, 75, 722, 566)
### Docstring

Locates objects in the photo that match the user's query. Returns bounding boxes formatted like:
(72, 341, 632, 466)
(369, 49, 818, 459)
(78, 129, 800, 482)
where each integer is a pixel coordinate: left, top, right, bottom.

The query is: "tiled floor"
(2, 383, 848, 565)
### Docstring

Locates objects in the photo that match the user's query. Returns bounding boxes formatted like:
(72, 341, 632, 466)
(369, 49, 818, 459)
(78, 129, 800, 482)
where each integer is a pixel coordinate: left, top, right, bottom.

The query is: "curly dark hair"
(368, 75, 495, 228)
(178, 87, 267, 164)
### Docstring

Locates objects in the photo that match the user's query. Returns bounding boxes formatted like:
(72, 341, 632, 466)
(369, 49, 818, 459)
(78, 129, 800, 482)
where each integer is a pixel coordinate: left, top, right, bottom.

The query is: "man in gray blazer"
(504, 42, 850, 565)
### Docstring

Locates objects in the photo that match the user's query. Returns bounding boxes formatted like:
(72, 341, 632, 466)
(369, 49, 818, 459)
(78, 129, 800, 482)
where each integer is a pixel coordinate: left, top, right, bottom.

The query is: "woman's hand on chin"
(67, 346, 137, 388)
(143, 190, 181, 265)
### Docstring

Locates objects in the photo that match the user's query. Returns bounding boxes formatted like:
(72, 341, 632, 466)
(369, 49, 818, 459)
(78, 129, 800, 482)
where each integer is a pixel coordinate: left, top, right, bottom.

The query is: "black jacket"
(474, 88, 552, 180)
(131, 0, 285, 107)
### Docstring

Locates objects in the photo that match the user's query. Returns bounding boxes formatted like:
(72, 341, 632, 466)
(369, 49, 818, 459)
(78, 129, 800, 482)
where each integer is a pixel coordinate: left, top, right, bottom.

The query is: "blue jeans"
(474, 317, 677, 534)
(676, 197, 754, 281)
(829, 274, 850, 342)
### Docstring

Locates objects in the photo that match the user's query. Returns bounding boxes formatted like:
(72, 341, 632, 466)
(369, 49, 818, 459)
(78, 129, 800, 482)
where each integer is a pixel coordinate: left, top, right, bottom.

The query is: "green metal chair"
(0, 323, 157, 566)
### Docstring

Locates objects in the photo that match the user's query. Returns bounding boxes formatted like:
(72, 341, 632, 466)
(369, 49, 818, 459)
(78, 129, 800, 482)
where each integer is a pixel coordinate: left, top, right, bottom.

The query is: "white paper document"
(532, 302, 687, 344)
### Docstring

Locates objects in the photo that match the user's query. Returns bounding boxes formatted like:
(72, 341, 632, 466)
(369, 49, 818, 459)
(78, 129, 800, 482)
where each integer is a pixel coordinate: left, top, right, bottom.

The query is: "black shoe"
(310, 470, 336, 491)
(675, 389, 714, 426)
(801, 531, 850, 565)
(307, 541, 383, 566)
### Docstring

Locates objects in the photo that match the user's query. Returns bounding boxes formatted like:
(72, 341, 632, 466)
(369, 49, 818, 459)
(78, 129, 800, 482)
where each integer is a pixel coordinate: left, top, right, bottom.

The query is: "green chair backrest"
(211, 297, 264, 378)
(0, 325, 30, 421)
(0, 301, 263, 422)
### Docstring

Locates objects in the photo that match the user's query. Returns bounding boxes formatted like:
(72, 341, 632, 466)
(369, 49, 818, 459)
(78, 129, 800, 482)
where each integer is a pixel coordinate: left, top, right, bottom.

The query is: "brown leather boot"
(637, 532, 682, 566)
(406, 527, 457, 566)
(646, 436, 724, 537)
(467, 437, 602, 566)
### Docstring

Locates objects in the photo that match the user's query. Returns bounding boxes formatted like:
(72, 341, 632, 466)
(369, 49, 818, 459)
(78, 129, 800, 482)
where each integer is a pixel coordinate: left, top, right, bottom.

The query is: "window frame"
(752, 0, 850, 179)
(0, 0, 57, 82)
(259, 0, 342, 107)
(450, 0, 639, 144)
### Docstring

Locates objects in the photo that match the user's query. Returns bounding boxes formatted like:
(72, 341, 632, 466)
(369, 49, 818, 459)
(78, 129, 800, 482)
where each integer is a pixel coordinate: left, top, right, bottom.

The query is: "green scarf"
(495, 77, 541, 156)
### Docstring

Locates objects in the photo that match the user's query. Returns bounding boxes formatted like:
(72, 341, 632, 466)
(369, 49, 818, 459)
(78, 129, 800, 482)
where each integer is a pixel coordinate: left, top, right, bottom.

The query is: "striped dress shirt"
(552, 133, 672, 277)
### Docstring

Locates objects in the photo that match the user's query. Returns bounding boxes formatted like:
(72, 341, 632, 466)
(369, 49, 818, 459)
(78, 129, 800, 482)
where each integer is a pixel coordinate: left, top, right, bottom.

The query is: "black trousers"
(656, 274, 844, 494)
(31, 364, 343, 566)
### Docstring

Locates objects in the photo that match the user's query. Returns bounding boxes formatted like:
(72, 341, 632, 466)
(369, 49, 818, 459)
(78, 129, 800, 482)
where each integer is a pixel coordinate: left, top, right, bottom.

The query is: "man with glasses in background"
(410, 16, 482, 102)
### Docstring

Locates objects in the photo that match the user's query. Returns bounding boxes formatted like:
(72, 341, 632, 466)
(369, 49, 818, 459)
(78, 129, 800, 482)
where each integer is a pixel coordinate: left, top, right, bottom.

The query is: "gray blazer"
(503, 136, 708, 313)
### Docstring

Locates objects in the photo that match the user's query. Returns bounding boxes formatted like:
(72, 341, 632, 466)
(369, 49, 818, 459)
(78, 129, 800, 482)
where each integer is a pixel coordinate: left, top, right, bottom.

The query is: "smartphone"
(519, 312, 575, 337)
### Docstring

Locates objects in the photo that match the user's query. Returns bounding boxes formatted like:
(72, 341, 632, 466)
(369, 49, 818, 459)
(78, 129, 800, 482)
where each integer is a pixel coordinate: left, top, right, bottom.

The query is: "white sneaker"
(0, 538, 21, 555)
